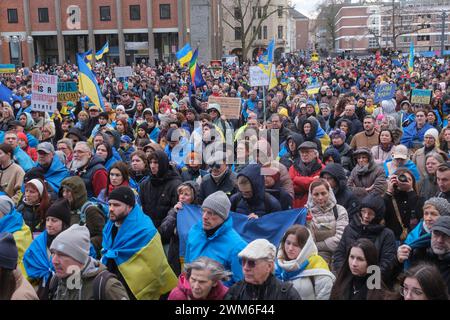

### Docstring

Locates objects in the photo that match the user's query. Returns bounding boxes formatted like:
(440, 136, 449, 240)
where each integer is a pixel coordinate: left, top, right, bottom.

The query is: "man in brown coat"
(350, 115, 379, 150)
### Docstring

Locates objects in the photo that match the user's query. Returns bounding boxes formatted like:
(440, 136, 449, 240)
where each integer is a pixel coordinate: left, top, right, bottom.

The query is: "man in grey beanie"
(49, 224, 129, 300)
(184, 191, 247, 286)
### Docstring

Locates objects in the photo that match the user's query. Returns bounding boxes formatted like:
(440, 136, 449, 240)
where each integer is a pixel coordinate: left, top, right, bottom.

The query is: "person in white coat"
(275, 224, 335, 300)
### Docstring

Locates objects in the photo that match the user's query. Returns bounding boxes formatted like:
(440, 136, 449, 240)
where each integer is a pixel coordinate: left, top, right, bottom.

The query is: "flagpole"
(263, 85, 266, 124)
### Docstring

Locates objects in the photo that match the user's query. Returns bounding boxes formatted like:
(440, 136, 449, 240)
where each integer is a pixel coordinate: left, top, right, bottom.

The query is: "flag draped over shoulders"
(101, 205, 177, 300)
(23, 231, 54, 283)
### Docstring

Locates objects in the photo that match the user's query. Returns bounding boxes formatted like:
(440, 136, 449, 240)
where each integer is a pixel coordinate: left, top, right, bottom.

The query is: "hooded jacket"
(160, 181, 199, 275)
(168, 273, 229, 300)
(347, 148, 387, 198)
(320, 163, 360, 219)
(306, 181, 349, 264)
(139, 150, 182, 230)
(198, 168, 237, 203)
(38, 155, 70, 193)
(275, 230, 336, 300)
(298, 118, 323, 158)
(280, 133, 304, 170)
(185, 216, 248, 287)
(230, 164, 281, 216)
(325, 142, 354, 172)
(59, 176, 105, 253)
(332, 199, 396, 278)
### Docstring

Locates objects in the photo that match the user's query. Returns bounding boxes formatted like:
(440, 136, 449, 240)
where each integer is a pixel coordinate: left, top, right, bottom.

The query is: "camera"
(397, 174, 408, 183)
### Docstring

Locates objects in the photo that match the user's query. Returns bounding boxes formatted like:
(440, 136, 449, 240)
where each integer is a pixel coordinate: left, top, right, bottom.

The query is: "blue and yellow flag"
(101, 205, 177, 300)
(409, 41, 414, 73)
(177, 204, 307, 259)
(23, 231, 54, 283)
(0, 208, 33, 276)
(258, 38, 277, 89)
(176, 43, 193, 66)
(76, 53, 105, 110)
(95, 42, 109, 60)
(258, 39, 275, 65)
(80, 49, 93, 69)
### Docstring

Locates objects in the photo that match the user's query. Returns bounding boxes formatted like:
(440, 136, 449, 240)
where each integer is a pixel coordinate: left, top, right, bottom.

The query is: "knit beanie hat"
(329, 129, 346, 141)
(202, 191, 231, 221)
(46, 199, 72, 227)
(0, 195, 15, 216)
(360, 193, 386, 224)
(109, 186, 136, 208)
(424, 197, 450, 216)
(50, 224, 90, 264)
(424, 128, 439, 144)
(0, 232, 18, 270)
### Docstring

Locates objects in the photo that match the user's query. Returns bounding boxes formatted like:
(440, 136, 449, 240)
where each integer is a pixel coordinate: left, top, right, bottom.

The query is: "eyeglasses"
(400, 285, 424, 298)
(209, 163, 222, 170)
(241, 258, 260, 268)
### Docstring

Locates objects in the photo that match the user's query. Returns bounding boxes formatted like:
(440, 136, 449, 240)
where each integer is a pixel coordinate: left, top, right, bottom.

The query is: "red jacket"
(168, 273, 228, 300)
(289, 160, 325, 209)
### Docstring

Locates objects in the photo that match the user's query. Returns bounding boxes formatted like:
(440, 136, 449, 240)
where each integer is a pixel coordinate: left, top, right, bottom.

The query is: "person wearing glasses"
(198, 151, 237, 203)
(225, 239, 300, 300)
(69, 142, 108, 198)
(118, 90, 137, 117)
(396, 263, 449, 300)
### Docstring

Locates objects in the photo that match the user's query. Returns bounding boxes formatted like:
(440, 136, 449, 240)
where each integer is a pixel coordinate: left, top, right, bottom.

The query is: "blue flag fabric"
(23, 231, 54, 283)
(177, 204, 307, 258)
(0, 209, 24, 234)
(0, 83, 14, 104)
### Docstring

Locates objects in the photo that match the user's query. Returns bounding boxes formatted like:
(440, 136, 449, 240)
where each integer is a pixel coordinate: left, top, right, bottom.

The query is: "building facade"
(221, 0, 291, 61)
(334, 0, 450, 53)
(0, 0, 190, 66)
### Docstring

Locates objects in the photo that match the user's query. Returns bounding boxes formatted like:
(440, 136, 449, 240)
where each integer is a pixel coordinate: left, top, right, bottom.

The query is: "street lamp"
(440, 11, 448, 58)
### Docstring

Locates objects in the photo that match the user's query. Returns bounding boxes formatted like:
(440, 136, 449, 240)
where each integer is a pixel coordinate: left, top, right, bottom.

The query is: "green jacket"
(52, 258, 129, 300)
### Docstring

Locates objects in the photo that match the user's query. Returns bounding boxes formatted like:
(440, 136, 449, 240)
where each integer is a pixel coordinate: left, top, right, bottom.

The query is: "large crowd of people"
(0, 50, 450, 301)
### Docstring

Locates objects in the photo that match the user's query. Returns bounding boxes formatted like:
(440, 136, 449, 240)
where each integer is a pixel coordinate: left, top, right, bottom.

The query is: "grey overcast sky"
(291, 0, 322, 18)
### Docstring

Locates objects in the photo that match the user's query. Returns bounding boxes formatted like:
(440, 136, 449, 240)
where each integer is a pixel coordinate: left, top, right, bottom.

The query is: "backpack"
(80, 199, 109, 223)
(230, 192, 273, 214)
(48, 269, 117, 300)
(332, 205, 339, 221)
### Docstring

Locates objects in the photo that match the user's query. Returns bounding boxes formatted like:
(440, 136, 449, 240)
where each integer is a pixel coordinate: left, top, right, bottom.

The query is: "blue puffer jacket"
(185, 216, 247, 287)
(37, 155, 70, 193)
(400, 122, 434, 149)
(230, 164, 282, 216)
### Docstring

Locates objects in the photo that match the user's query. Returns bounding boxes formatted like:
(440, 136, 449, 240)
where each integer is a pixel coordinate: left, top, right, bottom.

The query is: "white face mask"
(14, 104, 21, 108)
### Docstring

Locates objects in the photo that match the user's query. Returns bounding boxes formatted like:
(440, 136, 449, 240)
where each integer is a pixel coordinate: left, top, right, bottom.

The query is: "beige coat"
(0, 161, 25, 204)
(306, 182, 349, 264)
(11, 269, 39, 300)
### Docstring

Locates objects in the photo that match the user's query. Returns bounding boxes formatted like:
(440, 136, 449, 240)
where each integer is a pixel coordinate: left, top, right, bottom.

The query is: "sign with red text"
(31, 73, 58, 112)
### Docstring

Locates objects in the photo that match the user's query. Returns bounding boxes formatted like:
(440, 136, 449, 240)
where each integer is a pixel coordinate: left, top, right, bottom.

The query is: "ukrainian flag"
(409, 41, 414, 73)
(0, 208, 33, 276)
(95, 41, 109, 60)
(81, 49, 93, 69)
(23, 231, 54, 284)
(176, 43, 193, 66)
(258, 39, 277, 89)
(77, 53, 105, 110)
(101, 204, 177, 300)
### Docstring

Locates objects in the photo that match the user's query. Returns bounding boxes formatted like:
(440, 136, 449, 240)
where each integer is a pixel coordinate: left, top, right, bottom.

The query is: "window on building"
(278, 6, 283, 18)
(234, 7, 241, 20)
(368, 37, 378, 48)
(278, 26, 283, 39)
(263, 26, 268, 39)
(160, 4, 171, 19)
(100, 6, 111, 21)
(436, 35, 449, 43)
(7, 9, 18, 23)
(130, 5, 140, 20)
(417, 35, 430, 41)
(258, 7, 262, 19)
(258, 26, 262, 40)
(38, 8, 49, 23)
(235, 27, 242, 40)
(401, 36, 411, 43)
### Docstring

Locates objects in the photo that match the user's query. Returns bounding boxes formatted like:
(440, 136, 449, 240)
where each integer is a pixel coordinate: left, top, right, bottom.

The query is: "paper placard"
(31, 73, 58, 112)
(207, 96, 241, 119)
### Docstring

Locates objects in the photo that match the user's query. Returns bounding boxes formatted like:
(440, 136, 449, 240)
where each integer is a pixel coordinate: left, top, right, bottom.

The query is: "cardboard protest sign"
(114, 66, 133, 78)
(57, 82, 79, 102)
(374, 83, 396, 103)
(31, 73, 58, 112)
(208, 96, 241, 119)
(411, 89, 432, 105)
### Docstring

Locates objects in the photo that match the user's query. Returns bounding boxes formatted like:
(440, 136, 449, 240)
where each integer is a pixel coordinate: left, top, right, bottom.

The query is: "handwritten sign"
(249, 66, 269, 87)
(57, 81, 79, 102)
(411, 89, 432, 105)
(208, 96, 241, 119)
(31, 73, 58, 112)
(374, 83, 396, 103)
(114, 66, 133, 78)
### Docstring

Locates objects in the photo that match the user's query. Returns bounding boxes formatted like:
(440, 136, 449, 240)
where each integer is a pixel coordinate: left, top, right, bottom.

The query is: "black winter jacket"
(225, 274, 301, 300)
(332, 214, 397, 277)
(198, 168, 237, 203)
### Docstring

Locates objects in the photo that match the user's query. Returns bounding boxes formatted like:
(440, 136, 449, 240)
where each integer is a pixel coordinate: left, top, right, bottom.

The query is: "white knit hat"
(424, 128, 439, 142)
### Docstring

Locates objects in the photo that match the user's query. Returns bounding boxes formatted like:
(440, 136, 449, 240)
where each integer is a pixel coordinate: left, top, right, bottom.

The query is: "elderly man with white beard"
(69, 141, 108, 198)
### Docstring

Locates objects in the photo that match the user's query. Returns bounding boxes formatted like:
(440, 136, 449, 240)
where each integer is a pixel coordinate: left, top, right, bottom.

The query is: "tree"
(221, 0, 292, 60)
(315, 0, 345, 52)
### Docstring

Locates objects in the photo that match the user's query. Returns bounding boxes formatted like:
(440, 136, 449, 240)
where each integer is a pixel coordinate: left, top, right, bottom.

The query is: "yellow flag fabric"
(118, 232, 177, 300)
(13, 224, 33, 276)
(258, 63, 278, 90)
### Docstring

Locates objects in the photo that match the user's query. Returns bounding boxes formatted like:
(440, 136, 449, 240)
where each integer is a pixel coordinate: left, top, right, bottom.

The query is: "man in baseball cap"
(36, 142, 70, 193)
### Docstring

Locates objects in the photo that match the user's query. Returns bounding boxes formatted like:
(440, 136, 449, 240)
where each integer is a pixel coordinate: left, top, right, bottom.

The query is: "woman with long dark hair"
(129, 150, 150, 189)
(95, 141, 115, 170)
(330, 238, 387, 300)
(371, 129, 394, 165)
(98, 161, 137, 204)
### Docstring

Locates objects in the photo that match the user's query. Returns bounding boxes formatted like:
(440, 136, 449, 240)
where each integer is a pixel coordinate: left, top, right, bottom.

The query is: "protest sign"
(249, 66, 269, 87)
(208, 96, 241, 119)
(411, 89, 432, 105)
(374, 83, 396, 103)
(31, 73, 58, 112)
(114, 66, 133, 78)
(57, 81, 79, 102)
(209, 60, 223, 79)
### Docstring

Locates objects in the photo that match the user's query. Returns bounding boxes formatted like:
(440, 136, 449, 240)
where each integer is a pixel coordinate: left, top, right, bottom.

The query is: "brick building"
(0, 0, 190, 66)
